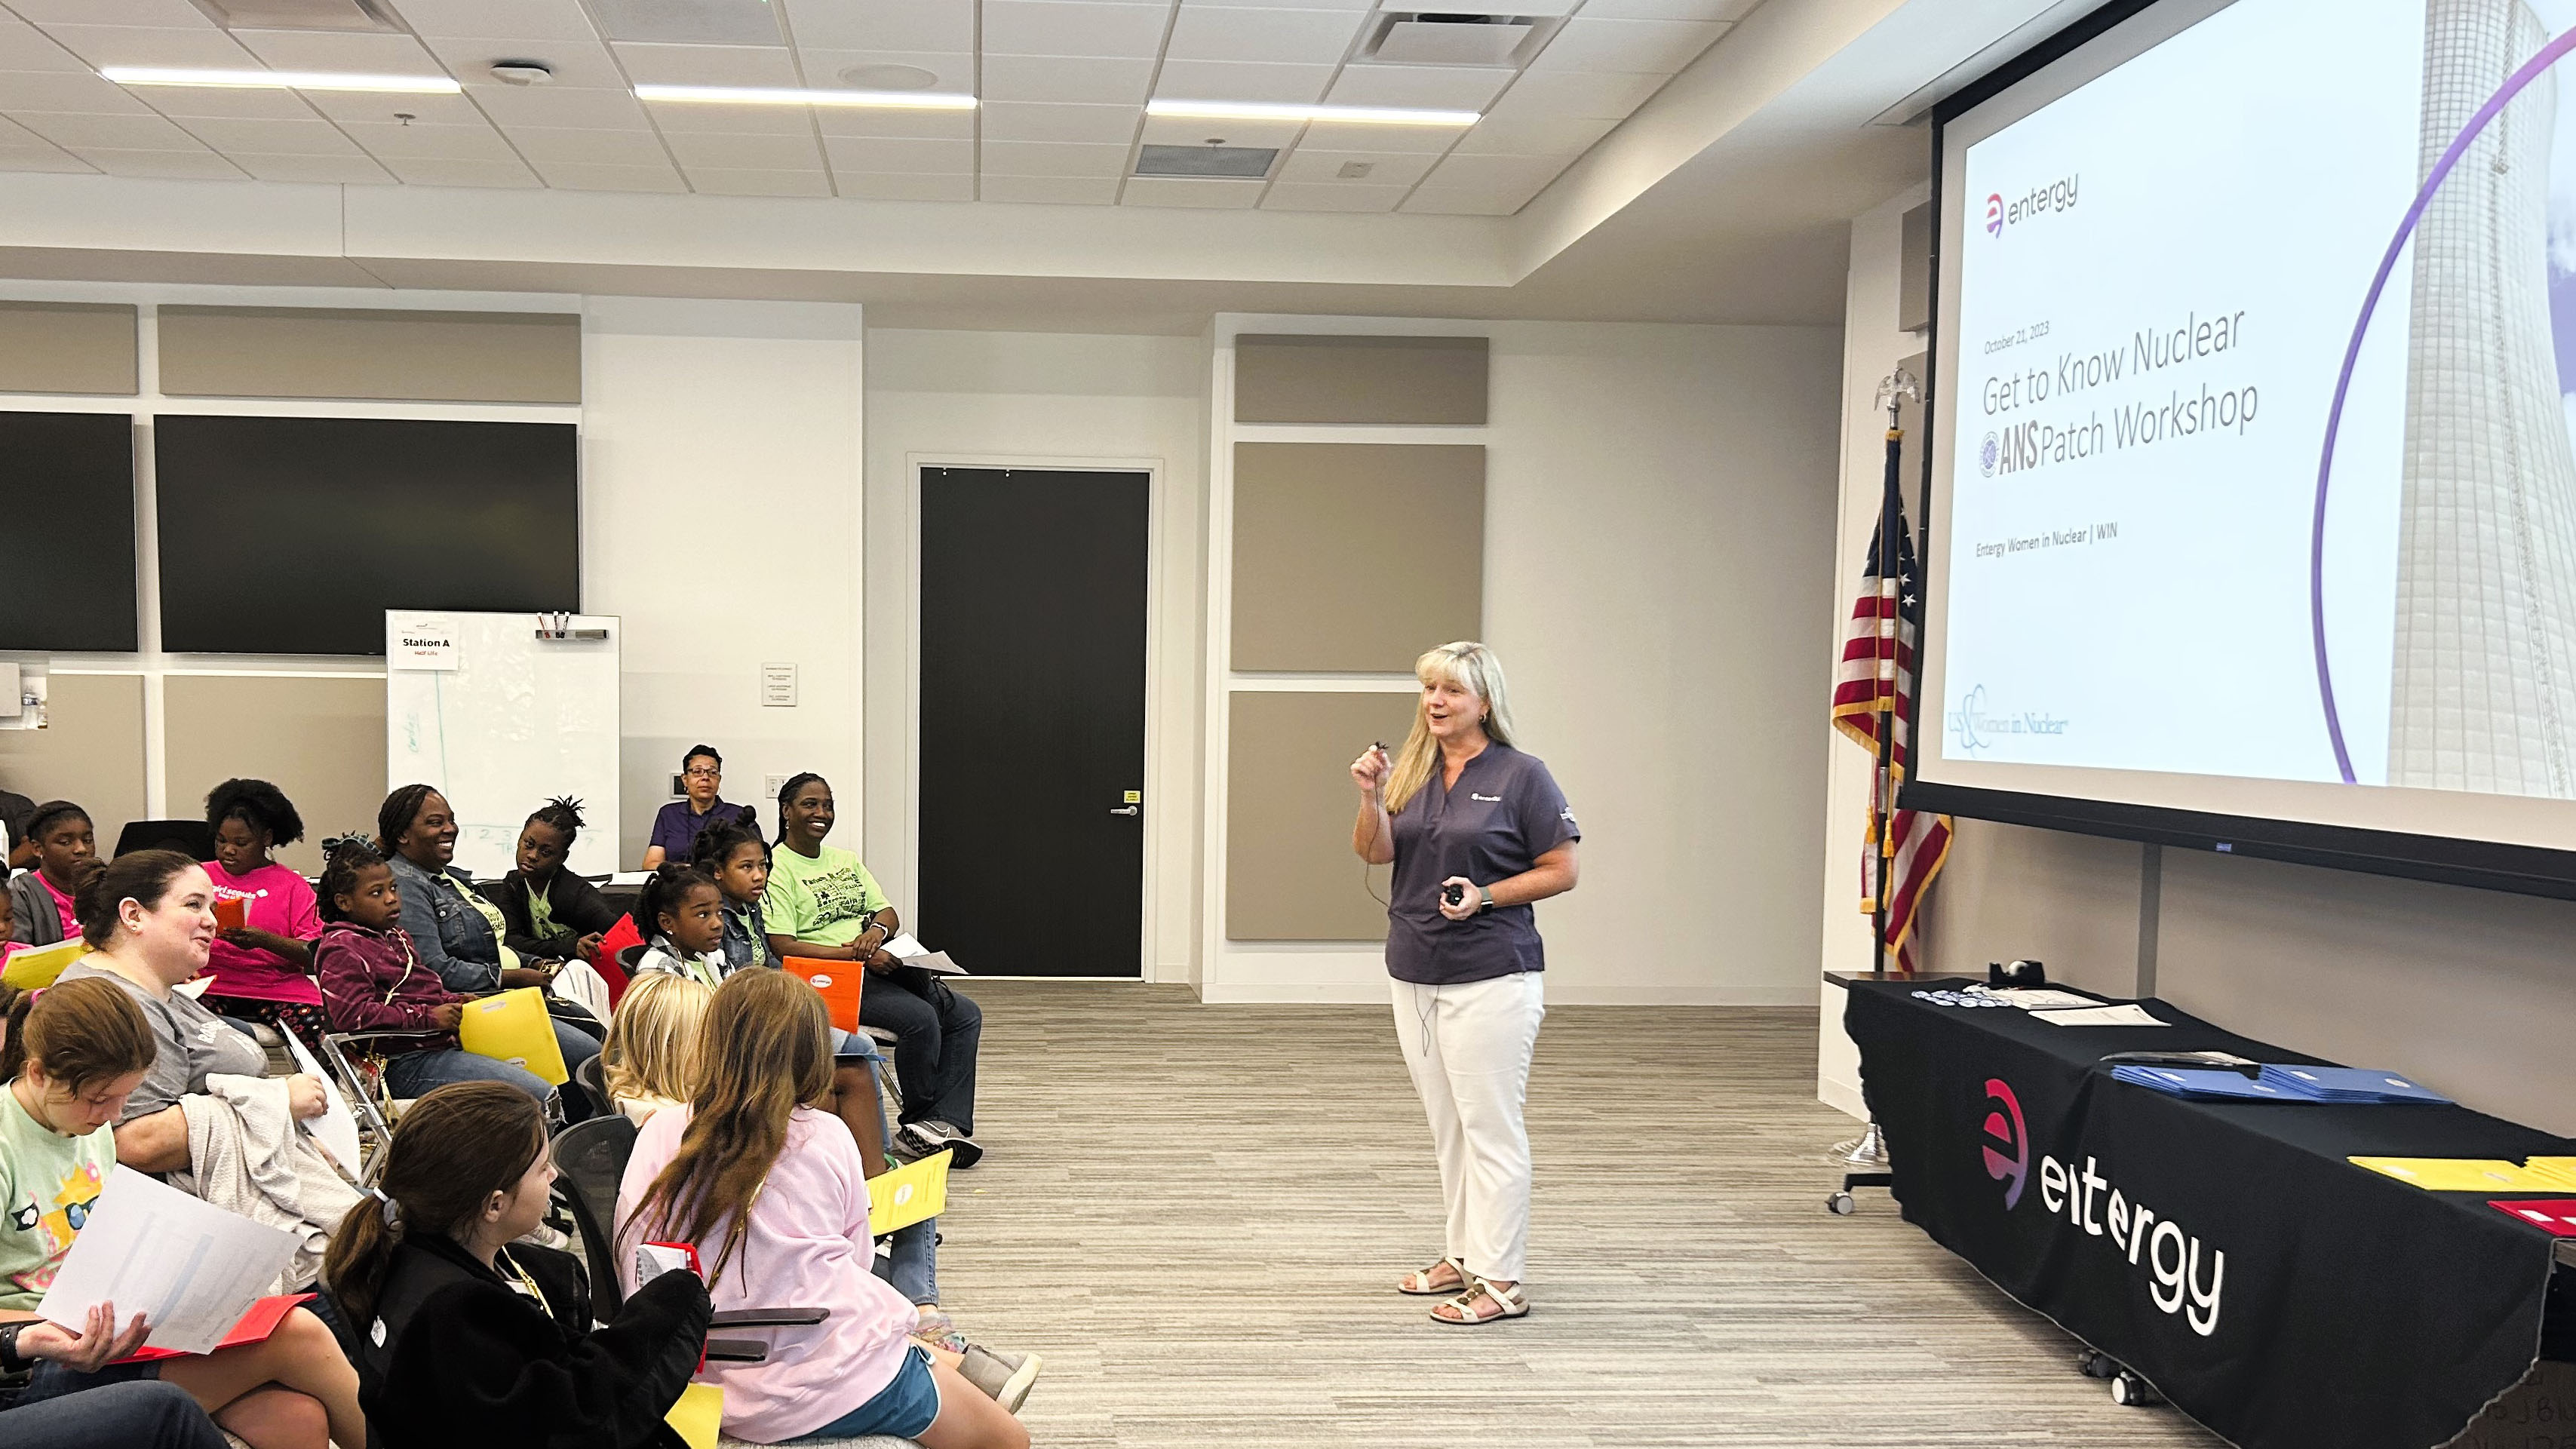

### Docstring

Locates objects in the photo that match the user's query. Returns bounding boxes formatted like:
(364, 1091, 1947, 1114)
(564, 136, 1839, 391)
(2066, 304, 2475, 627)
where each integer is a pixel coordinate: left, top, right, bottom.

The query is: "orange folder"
(781, 956, 864, 1033)
(211, 895, 249, 932)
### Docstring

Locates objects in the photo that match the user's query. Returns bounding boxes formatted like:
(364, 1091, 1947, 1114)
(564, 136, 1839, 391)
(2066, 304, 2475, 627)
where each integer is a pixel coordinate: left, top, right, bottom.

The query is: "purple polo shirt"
(649, 797, 754, 860)
(1385, 741, 1580, 987)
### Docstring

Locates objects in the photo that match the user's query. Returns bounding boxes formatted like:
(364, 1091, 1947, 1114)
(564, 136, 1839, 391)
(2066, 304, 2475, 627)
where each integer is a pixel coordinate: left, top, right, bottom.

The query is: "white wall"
(582, 297, 866, 865)
(858, 328, 1209, 983)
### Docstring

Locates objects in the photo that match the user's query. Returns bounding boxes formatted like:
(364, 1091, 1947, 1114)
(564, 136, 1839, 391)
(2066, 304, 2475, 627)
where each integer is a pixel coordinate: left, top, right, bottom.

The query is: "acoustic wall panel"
(1226, 689, 1421, 940)
(0, 674, 146, 846)
(158, 307, 582, 404)
(0, 302, 137, 395)
(164, 674, 386, 877)
(1231, 442, 1482, 673)
(1234, 334, 1488, 425)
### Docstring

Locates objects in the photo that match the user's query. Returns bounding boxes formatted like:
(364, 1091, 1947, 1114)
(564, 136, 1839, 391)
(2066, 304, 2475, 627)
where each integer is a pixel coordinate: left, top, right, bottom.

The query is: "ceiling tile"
(1422, 152, 1564, 190)
(833, 170, 972, 199)
(130, 84, 321, 119)
(0, 147, 95, 172)
(780, 0, 974, 53)
(792, 48, 972, 93)
(662, 130, 824, 169)
(416, 35, 628, 90)
(230, 151, 395, 183)
(1399, 185, 1524, 215)
(172, 116, 364, 155)
(1295, 118, 1456, 153)
(821, 134, 972, 172)
(1138, 110, 1300, 148)
(611, 42, 800, 87)
(1260, 179, 1405, 210)
(1119, 174, 1262, 207)
(979, 138, 1129, 177)
(1276, 146, 1435, 185)
(1325, 64, 1512, 111)
(533, 160, 685, 192)
(1165, 6, 1359, 63)
(688, 166, 831, 196)
(0, 18, 88, 71)
(979, 54, 1155, 105)
(300, 89, 485, 124)
(1529, 17, 1725, 74)
(1152, 59, 1334, 105)
(978, 173, 1116, 204)
(379, 155, 542, 186)
(502, 124, 668, 164)
(1175, 0, 1369, 10)
(1451, 109, 1614, 155)
(1577, 0, 1761, 19)
(983, 2, 1171, 60)
(642, 99, 818, 135)
(533, 160, 687, 191)
(336, 118, 518, 160)
(809, 106, 975, 140)
(978, 101, 1141, 145)
(1414, 0, 1575, 11)
(459, 83, 649, 128)
(1497, 69, 1666, 118)
(228, 29, 452, 75)
(71, 146, 244, 179)
(396, 0, 604, 41)
(17, 110, 199, 148)
(0, 69, 155, 112)
(33, 25, 258, 69)
(7, 0, 208, 23)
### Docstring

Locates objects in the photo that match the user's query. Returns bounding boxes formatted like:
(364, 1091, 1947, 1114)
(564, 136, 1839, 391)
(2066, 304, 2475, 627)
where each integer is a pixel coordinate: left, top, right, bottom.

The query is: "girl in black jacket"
(495, 798, 625, 962)
(322, 1082, 710, 1449)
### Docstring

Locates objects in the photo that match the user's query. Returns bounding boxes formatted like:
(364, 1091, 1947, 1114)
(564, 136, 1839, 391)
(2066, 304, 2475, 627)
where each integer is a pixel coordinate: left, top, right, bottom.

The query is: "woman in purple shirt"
(1351, 642, 1580, 1327)
(640, 745, 755, 870)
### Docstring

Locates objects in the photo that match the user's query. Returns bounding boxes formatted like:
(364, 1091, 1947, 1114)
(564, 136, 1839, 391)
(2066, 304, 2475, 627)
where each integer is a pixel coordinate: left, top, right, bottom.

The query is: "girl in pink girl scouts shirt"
(195, 780, 327, 1045)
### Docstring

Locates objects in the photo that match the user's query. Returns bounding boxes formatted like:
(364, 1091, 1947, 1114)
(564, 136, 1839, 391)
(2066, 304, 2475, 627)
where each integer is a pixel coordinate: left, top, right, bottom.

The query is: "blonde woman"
(1350, 642, 1580, 1326)
(599, 973, 713, 1126)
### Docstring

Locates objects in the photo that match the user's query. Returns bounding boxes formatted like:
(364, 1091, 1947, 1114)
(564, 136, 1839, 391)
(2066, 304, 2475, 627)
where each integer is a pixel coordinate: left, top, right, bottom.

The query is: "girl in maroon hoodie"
(312, 840, 554, 1107)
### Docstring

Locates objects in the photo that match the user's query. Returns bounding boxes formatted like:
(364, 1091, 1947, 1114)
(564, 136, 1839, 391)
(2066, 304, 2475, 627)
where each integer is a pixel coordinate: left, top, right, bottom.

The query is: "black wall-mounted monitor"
(154, 414, 579, 656)
(0, 410, 138, 652)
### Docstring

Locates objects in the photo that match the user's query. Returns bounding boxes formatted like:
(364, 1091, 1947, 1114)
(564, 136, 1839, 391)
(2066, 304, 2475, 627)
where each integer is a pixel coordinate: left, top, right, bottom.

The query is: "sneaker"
(958, 1346, 1042, 1414)
(898, 1120, 984, 1168)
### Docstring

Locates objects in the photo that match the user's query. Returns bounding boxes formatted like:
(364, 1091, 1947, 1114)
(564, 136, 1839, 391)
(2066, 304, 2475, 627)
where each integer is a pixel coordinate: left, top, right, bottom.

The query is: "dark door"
(917, 466, 1149, 978)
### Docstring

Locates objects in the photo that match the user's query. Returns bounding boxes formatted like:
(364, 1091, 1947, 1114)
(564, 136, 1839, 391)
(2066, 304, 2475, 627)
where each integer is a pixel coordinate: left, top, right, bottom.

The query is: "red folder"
(2488, 1199, 2576, 1236)
(118, 1292, 313, 1362)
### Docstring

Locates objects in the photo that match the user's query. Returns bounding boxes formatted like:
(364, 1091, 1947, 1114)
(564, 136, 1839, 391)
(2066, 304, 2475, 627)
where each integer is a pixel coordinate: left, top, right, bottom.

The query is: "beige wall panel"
(0, 302, 137, 395)
(1227, 690, 1420, 940)
(1233, 334, 1487, 425)
(1232, 442, 1482, 673)
(0, 674, 146, 845)
(158, 307, 581, 404)
(164, 674, 386, 876)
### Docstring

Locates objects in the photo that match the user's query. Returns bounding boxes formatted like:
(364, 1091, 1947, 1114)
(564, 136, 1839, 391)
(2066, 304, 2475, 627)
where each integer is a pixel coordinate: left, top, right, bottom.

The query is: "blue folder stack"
(2109, 1065, 2300, 1101)
(2255, 1064, 2452, 1104)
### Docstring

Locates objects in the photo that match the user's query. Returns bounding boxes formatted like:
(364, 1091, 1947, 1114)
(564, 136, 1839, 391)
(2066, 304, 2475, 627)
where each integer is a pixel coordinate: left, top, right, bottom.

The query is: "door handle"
(1109, 805, 1139, 816)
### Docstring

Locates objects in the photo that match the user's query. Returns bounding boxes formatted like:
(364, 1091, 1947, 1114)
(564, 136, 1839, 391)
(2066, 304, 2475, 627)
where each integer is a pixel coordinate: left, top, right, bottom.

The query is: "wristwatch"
(1475, 884, 1496, 914)
(0, 1319, 30, 1371)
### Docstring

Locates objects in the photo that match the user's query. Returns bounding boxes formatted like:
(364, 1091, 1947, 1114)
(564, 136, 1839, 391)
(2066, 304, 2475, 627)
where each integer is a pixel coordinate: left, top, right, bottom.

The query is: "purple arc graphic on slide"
(2310, 24, 2576, 785)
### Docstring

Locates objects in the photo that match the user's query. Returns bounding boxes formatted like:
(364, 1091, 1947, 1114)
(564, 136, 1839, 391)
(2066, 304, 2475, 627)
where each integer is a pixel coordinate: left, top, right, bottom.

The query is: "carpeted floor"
(927, 980, 2224, 1447)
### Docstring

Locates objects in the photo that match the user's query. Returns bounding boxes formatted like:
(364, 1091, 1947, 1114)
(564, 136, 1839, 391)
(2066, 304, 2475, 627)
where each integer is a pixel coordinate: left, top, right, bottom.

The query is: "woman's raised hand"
(1351, 744, 1391, 796)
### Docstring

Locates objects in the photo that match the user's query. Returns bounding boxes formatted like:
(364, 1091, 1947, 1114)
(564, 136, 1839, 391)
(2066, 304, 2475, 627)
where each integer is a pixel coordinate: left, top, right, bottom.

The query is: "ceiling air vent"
(1134, 145, 1278, 180)
(1365, 13, 1539, 67)
(583, 0, 785, 46)
(189, 0, 395, 31)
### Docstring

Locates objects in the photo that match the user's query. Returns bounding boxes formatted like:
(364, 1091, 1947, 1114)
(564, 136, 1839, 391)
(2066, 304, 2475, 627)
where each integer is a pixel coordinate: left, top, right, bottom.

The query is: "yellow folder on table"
(2349, 1156, 2562, 1192)
(457, 987, 568, 1085)
(2526, 1158, 2576, 1190)
(665, 1383, 723, 1449)
(2, 938, 88, 990)
(868, 1148, 951, 1236)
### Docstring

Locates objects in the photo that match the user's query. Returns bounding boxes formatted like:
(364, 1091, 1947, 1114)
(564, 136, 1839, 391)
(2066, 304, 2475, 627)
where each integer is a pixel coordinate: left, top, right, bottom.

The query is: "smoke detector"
(489, 61, 554, 86)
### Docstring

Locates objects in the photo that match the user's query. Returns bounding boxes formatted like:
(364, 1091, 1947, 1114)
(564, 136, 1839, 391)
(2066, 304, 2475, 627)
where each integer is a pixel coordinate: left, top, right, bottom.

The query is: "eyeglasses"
(683, 767, 720, 779)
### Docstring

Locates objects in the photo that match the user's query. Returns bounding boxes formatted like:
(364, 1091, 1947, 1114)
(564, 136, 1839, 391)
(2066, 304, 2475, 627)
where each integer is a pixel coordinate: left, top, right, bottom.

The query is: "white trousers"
(1390, 970, 1545, 1283)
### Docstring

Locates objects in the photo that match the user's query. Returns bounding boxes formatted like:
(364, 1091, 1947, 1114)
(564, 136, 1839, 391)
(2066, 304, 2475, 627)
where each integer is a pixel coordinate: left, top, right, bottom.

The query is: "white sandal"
(1431, 1276, 1529, 1325)
(1397, 1257, 1467, 1296)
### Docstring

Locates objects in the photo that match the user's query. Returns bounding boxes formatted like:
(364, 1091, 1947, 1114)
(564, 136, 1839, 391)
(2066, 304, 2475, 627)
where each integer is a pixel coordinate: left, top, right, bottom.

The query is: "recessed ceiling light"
(634, 83, 975, 110)
(838, 63, 940, 91)
(102, 66, 461, 93)
(1145, 99, 1477, 126)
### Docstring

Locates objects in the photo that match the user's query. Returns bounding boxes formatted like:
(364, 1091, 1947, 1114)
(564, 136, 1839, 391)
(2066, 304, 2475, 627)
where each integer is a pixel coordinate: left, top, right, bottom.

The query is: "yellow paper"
(2525, 1158, 2576, 1190)
(664, 1382, 723, 1449)
(868, 1148, 951, 1236)
(2, 938, 88, 990)
(456, 987, 568, 1085)
(2349, 1156, 2562, 1192)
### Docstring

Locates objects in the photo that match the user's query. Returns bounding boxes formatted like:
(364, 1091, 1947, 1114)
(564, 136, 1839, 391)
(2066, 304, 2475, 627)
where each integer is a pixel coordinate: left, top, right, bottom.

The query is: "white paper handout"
(38, 1165, 299, 1354)
(2030, 1003, 2170, 1028)
(282, 1031, 364, 1179)
(883, 933, 966, 976)
(1983, 987, 2105, 1011)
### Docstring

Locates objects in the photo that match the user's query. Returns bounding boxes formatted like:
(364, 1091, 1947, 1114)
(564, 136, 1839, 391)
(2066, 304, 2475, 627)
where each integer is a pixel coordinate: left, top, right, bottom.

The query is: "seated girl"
(313, 838, 590, 1110)
(54, 853, 333, 1175)
(692, 821, 772, 972)
(493, 798, 622, 965)
(597, 972, 711, 1126)
(198, 778, 326, 1045)
(6, 801, 94, 947)
(631, 863, 729, 988)
(324, 1082, 712, 1449)
(616, 971, 1034, 1447)
(0, 976, 365, 1449)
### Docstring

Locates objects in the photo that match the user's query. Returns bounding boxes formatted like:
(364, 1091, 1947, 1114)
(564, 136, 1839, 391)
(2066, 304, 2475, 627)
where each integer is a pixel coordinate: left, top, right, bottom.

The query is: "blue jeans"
(2, 1380, 226, 1449)
(863, 1058, 938, 1306)
(383, 1020, 599, 1105)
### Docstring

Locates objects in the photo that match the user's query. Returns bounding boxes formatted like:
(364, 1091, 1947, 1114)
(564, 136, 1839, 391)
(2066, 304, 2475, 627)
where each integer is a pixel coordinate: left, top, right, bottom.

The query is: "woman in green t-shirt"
(762, 773, 985, 1166)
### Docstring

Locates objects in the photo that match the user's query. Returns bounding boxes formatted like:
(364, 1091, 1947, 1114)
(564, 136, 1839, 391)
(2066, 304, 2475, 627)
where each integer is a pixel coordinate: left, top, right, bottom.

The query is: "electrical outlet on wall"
(764, 773, 792, 802)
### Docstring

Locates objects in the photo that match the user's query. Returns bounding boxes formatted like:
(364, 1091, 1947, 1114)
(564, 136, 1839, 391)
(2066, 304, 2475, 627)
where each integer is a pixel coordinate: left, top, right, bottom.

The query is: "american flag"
(1831, 502, 1951, 975)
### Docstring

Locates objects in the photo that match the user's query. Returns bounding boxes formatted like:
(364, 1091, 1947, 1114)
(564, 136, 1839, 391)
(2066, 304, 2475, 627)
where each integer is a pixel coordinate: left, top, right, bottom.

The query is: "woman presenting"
(1350, 641, 1579, 1326)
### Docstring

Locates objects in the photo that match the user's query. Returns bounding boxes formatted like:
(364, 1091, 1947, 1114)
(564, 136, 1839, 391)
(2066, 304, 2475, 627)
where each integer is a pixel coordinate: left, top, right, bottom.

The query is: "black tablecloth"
(1844, 979, 2572, 1449)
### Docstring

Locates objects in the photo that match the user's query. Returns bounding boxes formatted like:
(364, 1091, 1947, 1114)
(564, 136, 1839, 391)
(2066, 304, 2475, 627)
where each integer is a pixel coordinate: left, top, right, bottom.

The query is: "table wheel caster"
(2111, 1371, 2158, 1407)
(2077, 1349, 2118, 1380)
(1825, 1190, 1856, 1215)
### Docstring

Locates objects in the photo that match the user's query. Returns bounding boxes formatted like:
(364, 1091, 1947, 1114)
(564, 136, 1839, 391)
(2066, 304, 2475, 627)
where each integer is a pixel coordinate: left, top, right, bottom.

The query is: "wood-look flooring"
(929, 981, 2226, 1447)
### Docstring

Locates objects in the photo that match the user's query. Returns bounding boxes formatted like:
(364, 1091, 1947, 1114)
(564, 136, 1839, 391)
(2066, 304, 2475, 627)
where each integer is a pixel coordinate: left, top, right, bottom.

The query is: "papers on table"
(38, 1165, 299, 1355)
(883, 932, 966, 976)
(2114, 1061, 2456, 1106)
(2112, 1065, 2298, 1101)
(2528, 1159, 2576, 1191)
(2257, 1064, 2451, 1105)
(1980, 987, 2103, 1010)
(2348, 1158, 2566, 1193)
(282, 1030, 364, 1177)
(2031, 1002, 2170, 1027)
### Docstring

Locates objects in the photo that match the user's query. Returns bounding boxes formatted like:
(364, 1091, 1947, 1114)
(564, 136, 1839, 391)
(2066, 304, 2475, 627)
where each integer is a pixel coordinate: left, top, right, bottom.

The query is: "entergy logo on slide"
(1984, 192, 2003, 238)
(1985, 174, 2080, 238)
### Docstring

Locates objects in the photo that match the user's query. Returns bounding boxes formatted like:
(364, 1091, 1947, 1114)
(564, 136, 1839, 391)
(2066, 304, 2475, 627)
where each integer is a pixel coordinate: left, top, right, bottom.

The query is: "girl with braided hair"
(493, 797, 622, 965)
